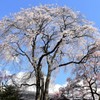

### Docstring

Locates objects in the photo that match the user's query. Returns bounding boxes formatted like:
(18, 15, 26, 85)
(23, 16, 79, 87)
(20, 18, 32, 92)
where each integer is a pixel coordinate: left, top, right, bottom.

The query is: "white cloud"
(49, 84, 61, 94)
(7, 71, 67, 94)
(0, 70, 11, 78)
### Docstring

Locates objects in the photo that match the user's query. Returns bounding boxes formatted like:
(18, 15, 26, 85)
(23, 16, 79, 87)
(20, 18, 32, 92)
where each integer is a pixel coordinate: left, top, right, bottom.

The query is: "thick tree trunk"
(35, 69, 45, 100)
(40, 75, 44, 100)
(35, 79, 41, 100)
(35, 70, 41, 100)
(43, 71, 51, 100)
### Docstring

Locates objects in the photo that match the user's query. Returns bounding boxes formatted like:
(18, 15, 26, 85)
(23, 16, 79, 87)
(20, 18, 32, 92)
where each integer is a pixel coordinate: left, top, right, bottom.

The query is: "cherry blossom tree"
(62, 51, 100, 100)
(0, 5, 99, 100)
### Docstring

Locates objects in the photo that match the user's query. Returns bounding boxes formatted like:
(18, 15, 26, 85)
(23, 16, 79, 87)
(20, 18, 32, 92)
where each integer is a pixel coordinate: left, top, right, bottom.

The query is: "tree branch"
(38, 36, 64, 67)
(51, 46, 97, 71)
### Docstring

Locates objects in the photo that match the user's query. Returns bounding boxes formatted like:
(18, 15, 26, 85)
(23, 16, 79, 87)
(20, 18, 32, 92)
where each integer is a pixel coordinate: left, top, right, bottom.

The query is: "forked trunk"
(89, 82, 95, 100)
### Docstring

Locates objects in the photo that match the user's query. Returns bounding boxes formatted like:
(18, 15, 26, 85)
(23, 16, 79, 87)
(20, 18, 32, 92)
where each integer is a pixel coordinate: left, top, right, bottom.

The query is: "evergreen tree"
(0, 85, 22, 100)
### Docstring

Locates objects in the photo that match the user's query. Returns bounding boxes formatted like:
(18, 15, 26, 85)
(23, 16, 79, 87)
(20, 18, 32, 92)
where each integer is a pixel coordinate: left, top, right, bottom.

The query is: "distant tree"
(60, 53, 100, 100)
(0, 5, 99, 100)
(0, 85, 22, 100)
(49, 91, 69, 100)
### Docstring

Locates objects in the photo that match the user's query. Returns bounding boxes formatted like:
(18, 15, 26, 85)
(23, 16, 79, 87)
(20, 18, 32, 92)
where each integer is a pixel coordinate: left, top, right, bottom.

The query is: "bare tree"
(0, 5, 99, 100)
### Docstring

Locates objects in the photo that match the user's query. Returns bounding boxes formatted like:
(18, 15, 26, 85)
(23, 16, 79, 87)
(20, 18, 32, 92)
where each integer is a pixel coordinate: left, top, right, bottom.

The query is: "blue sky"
(0, 0, 100, 28)
(0, 0, 100, 84)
